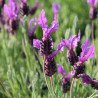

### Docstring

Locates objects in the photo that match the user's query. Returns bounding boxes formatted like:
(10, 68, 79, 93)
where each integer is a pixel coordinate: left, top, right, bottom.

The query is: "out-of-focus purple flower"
(79, 39, 95, 63)
(21, 0, 27, 4)
(28, 18, 37, 36)
(87, 0, 98, 7)
(38, 7, 59, 40)
(4, 0, 18, 20)
(79, 74, 92, 84)
(33, 39, 41, 49)
(28, 18, 37, 45)
(52, 3, 60, 14)
(58, 64, 66, 76)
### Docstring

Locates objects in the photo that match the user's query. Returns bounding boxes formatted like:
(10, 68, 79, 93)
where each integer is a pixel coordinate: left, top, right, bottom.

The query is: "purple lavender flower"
(58, 64, 66, 76)
(52, 3, 60, 14)
(38, 7, 59, 40)
(48, 32, 80, 65)
(28, 18, 37, 45)
(79, 39, 95, 63)
(34, 3, 60, 55)
(33, 3, 60, 77)
(4, 0, 18, 20)
(3, 0, 19, 32)
(87, 0, 98, 7)
(33, 39, 41, 49)
(57, 64, 74, 93)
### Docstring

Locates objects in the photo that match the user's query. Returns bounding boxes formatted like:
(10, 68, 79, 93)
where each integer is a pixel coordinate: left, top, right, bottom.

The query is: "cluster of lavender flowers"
(32, 2, 98, 94)
(0, 0, 39, 33)
(57, 34, 96, 93)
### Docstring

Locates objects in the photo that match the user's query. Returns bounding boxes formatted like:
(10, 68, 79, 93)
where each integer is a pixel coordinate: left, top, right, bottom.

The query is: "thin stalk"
(50, 76, 58, 98)
(88, 91, 96, 98)
(70, 78, 74, 98)
(91, 20, 95, 44)
(63, 94, 65, 98)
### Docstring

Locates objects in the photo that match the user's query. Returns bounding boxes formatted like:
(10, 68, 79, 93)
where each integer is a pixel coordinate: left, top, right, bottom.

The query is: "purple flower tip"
(57, 64, 66, 76)
(21, 0, 27, 4)
(28, 18, 37, 35)
(33, 39, 41, 49)
(4, 0, 18, 19)
(52, 3, 60, 14)
(79, 39, 95, 63)
(80, 74, 92, 84)
(57, 32, 81, 50)
(87, 0, 98, 7)
(38, 8, 59, 40)
(38, 9, 48, 29)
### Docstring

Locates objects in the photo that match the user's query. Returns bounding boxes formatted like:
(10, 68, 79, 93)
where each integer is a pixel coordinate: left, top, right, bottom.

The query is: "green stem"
(70, 79, 74, 98)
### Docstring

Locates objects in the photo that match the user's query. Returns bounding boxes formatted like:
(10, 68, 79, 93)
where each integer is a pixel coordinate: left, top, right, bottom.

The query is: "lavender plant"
(33, 3, 60, 77)
(0, 0, 98, 98)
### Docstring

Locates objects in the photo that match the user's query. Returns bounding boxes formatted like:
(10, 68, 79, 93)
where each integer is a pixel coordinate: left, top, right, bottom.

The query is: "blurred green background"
(0, 0, 98, 98)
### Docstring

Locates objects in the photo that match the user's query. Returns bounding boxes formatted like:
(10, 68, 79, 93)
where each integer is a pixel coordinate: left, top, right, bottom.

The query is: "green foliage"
(0, 0, 98, 98)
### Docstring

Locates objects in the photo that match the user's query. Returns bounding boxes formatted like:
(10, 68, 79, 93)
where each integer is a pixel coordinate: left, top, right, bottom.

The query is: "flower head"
(79, 39, 95, 63)
(4, 0, 18, 20)
(38, 5, 59, 40)
(87, 0, 98, 7)
(52, 3, 60, 14)
(28, 18, 37, 34)
(47, 32, 80, 61)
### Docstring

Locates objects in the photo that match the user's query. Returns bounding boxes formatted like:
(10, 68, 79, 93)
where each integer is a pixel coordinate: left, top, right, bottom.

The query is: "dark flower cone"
(40, 37, 53, 55)
(74, 63, 85, 78)
(44, 58, 56, 77)
(89, 7, 97, 20)
(67, 49, 78, 66)
(61, 77, 70, 93)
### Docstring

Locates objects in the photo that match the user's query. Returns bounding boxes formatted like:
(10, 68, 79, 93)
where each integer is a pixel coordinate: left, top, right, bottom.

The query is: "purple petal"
(47, 50, 59, 60)
(69, 32, 80, 49)
(66, 71, 75, 81)
(79, 40, 95, 63)
(81, 39, 90, 51)
(33, 39, 41, 49)
(52, 3, 60, 14)
(21, 0, 27, 3)
(28, 18, 37, 36)
(3, 0, 18, 19)
(80, 74, 92, 84)
(47, 39, 67, 60)
(57, 64, 66, 76)
(87, 0, 98, 6)
(38, 10, 48, 29)
(82, 45, 95, 61)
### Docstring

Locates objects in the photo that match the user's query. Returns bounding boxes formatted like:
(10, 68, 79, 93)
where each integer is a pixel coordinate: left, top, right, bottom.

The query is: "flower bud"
(89, 7, 97, 20)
